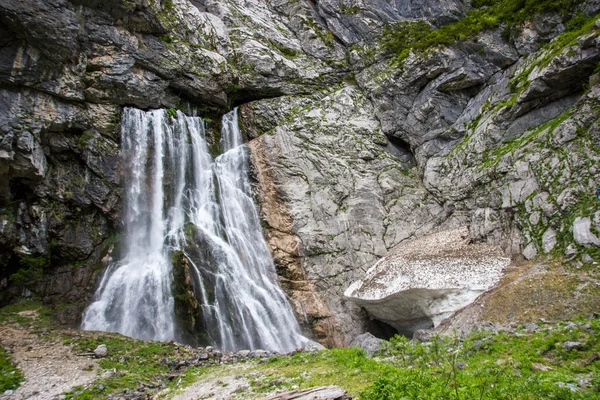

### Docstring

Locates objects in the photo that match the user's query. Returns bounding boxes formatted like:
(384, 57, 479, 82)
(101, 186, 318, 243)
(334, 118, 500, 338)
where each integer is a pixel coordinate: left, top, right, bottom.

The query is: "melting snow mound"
(345, 227, 510, 337)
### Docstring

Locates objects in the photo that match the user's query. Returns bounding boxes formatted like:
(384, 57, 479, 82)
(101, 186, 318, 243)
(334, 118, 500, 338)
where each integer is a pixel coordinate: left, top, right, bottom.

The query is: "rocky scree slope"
(1, 0, 600, 347)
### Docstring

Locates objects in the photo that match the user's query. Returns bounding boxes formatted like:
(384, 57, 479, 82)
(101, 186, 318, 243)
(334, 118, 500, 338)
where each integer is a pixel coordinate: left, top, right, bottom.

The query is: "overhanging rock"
(344, 228, 510, 337)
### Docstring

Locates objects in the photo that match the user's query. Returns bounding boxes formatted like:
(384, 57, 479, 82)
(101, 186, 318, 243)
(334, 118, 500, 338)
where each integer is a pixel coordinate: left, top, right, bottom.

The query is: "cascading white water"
(82, 108, 305, 352)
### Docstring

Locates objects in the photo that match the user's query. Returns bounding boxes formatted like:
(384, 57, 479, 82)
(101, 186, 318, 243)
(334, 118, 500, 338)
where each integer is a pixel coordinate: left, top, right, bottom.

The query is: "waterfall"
(82, 108, 305, 352)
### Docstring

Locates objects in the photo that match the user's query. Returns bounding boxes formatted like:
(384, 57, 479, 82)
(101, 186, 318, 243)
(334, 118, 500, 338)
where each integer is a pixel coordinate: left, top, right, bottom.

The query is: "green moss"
(166, 108, 178, 119)
(159, 35, 174, 44)
(340, 5, 361, 14)
(510, 15, 600, 94)
(76, 131, 95, 151)
(479, 108, 570, 170)
(268, 39, 299, 59)
(301, 16, 336, 49)
(162, 0, 173, 11)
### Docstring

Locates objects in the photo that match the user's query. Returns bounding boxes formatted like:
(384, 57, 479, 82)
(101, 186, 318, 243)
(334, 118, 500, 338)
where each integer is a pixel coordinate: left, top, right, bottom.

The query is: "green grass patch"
(245, 348, 395, 397)
(479, 108, 570, 170)
(165, 317, 600, 399)
(0, 300, 54, 328)
(0, 347, 24, 392)
(63, 333, 189, 399)
(268, 39, 299, 59)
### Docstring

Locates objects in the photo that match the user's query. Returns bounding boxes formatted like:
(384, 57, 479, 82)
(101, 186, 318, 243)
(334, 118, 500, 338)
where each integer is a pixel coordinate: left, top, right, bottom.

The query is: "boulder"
(348, 333, 384, 356)
(345, 228, 509, 337)
(94, 344, 108, 358)
(542, 228, 558, 253)
(412, 329, 437, 342)
(303, 340, 327, 352)
(573, 217, 600, 247)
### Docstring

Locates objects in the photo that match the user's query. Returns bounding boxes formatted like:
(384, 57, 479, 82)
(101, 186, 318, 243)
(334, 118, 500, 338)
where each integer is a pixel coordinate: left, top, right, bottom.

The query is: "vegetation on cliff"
(381, 0, 589, 64)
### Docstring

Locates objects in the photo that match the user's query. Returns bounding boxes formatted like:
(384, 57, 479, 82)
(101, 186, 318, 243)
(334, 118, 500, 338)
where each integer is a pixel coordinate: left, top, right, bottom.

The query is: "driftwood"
(260, 386, 351, 400)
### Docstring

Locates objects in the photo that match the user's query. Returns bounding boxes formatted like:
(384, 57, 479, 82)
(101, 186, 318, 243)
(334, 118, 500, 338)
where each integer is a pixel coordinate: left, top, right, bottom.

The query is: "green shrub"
(10, 256, 48, 284)
(166, 108, 178, 119)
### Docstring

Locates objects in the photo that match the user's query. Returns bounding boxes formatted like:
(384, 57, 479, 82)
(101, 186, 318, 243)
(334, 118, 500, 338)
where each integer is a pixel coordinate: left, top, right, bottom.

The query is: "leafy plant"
(166, 108, 178, 119)
(10, 256, 49, 284)
(361, 317, 600, 399)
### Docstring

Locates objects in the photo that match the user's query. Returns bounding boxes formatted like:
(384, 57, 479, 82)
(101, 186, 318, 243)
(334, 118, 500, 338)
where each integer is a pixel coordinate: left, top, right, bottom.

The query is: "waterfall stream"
(82, 108, 305, 352)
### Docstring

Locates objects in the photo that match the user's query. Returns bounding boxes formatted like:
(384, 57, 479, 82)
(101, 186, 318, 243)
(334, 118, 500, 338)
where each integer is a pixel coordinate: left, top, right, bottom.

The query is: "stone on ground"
(348, 333, 384, 356)
(94, 344, 107, 358)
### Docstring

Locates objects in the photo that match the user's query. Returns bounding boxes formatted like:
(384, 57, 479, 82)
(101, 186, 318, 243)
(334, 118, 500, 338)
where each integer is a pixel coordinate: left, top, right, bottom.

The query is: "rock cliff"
(1, 0, 599, 345)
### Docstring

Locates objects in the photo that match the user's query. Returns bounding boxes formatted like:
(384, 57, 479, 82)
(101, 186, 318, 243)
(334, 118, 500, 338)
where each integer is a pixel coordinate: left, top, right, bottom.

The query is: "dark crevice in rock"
(230, 88, 289, 109)
(384, 135, 416, 166)
(364, 317, 398, 340)
(189, 0, 208, 12)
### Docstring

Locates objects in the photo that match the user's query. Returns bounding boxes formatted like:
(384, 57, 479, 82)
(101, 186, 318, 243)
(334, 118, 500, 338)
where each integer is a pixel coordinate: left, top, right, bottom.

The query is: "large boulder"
(345, 228, 510, 337)
(348, 332, 384, 356)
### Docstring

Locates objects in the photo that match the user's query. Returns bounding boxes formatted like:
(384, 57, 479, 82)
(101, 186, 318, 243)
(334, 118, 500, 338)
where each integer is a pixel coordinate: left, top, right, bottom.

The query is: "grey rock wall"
(1, 0, 599, 345)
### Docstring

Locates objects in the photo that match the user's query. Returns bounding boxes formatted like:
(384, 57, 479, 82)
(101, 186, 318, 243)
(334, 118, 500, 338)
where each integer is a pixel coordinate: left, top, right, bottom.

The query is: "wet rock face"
(345, 228, 510, 337)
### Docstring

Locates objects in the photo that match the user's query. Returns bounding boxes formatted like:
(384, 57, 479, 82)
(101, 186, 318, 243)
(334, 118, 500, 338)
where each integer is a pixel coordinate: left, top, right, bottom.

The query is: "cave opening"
(385, 135, 416, 166)
(364, 318, 400, 340)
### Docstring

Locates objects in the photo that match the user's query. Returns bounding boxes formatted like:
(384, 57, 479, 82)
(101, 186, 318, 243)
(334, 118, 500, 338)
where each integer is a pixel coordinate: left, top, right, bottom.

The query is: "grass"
(478, 108, 571, 170)
(0, 347, 23, 392)
(510, 14, 600, 94)
(248, 348, 393, 396)
(381, 0, 588, 65)
(0, 300, 55, 328)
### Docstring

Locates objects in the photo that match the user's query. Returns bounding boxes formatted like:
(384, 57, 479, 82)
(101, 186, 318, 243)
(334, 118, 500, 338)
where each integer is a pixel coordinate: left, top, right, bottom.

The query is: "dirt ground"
(0, 311, 98, 400)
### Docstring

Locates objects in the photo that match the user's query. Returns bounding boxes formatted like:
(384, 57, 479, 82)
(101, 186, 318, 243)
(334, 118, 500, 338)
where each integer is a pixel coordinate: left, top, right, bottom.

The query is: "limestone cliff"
(1, 0, 599, 345)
